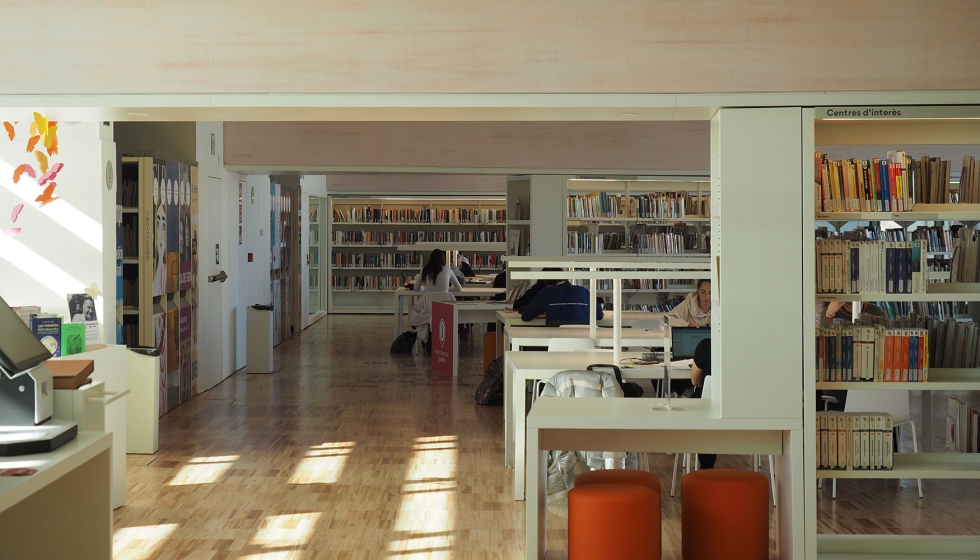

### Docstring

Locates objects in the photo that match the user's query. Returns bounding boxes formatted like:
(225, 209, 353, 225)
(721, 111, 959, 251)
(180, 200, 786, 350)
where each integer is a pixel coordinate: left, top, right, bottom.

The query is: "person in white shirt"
(414, 249, 462, 293)
(668, 279, 711, 327)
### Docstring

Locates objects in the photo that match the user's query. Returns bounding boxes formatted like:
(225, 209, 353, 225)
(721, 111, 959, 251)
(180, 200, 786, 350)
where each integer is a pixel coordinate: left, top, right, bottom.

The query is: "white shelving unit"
(328, 196, 506, 313)
(307, 196, 326, 321)
(809, 106, 980, 558)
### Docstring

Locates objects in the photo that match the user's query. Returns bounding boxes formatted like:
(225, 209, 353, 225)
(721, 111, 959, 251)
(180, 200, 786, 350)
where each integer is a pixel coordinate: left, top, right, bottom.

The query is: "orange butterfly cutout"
(46, 134, 58, 156)
(35, 150, 48, 174)
(35, 182, 59, 207)
(3, 122, 13, 141)
(26, 135, 40, 153)
(13, 164, 36, 183)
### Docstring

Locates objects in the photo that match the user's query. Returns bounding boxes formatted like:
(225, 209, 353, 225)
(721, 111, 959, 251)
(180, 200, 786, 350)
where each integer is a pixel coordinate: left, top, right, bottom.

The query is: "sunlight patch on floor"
(168, 455, 240, 486)
(112, 523, 179, 555)
(388, 435, 459, 559)
(288, 441, 355, 485)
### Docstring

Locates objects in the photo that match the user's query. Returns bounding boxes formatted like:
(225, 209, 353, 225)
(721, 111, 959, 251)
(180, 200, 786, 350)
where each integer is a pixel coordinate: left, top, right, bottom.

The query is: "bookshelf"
(116, 156, 199, 416)
(809, 107, 980, 556)
(327, 196, 506, 313)
(307, 196, 325, 320)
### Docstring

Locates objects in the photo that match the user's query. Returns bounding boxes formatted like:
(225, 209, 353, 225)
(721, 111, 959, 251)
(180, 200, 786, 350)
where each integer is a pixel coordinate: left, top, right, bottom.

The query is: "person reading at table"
(513, 268, 562, 312)
(520, 277, 603, 327)
(690, 337, 716, 469)
(414, 249, 462, 293)
(667, 279, 711, 327)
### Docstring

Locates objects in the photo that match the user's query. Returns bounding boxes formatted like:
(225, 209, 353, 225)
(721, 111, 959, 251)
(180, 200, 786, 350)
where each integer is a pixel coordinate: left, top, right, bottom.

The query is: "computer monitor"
(0, 295, 53, 375)
(671, 326, 711, 360)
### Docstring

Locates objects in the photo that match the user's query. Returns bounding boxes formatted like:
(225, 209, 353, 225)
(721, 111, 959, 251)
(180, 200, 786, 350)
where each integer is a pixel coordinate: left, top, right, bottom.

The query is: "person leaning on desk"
(815, 300, 886, 411)
(520, 275, 603, 327)
(689, 337, 716, 469)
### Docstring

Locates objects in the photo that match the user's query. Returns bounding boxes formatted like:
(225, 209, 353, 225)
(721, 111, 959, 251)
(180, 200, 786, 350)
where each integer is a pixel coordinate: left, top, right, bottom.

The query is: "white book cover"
(874, 414, 884, 470)
(828, 413, 838, 470)
(820, 413, 829, 469)
(851, 415, 862, 470)
(860, 413, 871, 469)
(838, 413, 848, 471)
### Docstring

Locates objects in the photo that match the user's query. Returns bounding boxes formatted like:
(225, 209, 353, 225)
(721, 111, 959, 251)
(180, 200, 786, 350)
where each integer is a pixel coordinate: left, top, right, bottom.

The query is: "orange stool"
(568, 469, 662, 560)
(681, 469, 769, 560)
(483, 331, 498, 371)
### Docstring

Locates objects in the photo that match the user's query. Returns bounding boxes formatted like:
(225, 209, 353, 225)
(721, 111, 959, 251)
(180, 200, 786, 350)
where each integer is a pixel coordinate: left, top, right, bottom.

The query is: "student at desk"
(667, 279, 711, 327)
(690, 337, 716, 469)
(520, 276, 603, 327)
(414, 249, 462, 293)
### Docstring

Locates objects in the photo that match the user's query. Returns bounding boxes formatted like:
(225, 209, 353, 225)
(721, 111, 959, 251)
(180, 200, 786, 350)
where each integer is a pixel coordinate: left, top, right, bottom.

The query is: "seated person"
(690, 337, 715, 469)
(513, 268, 562, 312)
(458, 256, 477, 278)
(667, 279, 711, 327)
(520, 277, 604, 327)
(414, 249, 462, 293)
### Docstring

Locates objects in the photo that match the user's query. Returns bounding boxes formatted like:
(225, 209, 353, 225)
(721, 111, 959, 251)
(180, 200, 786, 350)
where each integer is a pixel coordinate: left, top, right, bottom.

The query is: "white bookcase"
(307, 195, 326, 321)
(807, 106, 980, 557)
(327, 196, 507, 313)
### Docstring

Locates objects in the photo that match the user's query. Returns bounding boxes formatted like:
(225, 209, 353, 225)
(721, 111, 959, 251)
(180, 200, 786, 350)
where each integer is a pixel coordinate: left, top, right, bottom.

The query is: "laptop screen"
(0, 295, 53, 375)
(671, 327, 711, 360)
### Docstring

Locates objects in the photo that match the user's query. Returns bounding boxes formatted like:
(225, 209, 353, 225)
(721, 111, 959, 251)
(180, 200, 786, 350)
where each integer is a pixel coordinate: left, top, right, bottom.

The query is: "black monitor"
(0, 295, 52, 375)
(671, 326, 711, 360)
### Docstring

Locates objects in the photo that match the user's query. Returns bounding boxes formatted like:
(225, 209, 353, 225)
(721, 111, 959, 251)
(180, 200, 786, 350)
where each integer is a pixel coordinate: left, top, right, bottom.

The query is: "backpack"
(389, 330, 418, 354)
(587, 364, 644, 398)
(475, 357, 504, 405)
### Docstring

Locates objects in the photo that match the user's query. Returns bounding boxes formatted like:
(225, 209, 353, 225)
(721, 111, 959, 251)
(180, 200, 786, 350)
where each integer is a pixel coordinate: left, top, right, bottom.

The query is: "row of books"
(458, 253, 504, 269)
(947, 397, 980, 453)
(309, 272, 319, 289)
(332, 230, 507, 246)
(857, 312, 980, 369)
(815, 326, 928, 382)
(817, 412, 894, 471)
(815, 239, 928, 294)
(594, 279, 695, 291)
(120, 221, 140, 259)
(566, 191, 705, 220)
(309, 229, 319, 245)
(830, 224, 955, 254)
(121, 277, 140, 307)
(816, 150, 915, 212)
(330, 275, 414, 291)
(620, 303, 677, 312)
(331, 252, 422, 269)
(309, 206, 318, 223)
(949, 228, 980, 283)
(634, 233, 689, 255)
(959, 156, 980, 204)
(566, 233, 624, 254)
(119, 179, 141, 209)
(332, 207, 506, 224)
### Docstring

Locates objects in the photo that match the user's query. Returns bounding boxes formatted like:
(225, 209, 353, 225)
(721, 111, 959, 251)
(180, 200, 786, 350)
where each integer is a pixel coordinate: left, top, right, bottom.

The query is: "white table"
(0, 431, 112, 559)
(504, 350, 692, 500)
(494, 309, 664, 354)
(525, 398, 804, 560)
(434, 301, 510, 376)
(394, 286, 505, 337)
(505, 325, 665, 352)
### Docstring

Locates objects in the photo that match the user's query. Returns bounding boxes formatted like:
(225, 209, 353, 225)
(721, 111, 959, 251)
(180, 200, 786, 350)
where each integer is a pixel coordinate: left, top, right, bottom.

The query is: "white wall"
(0, 120, 116, 344)
(237, 174, 272, 369)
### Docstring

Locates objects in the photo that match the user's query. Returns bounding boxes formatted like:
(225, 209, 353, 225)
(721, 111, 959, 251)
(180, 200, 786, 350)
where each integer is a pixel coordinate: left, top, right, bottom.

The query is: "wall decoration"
(166, 161, 179, 293)
(155, 312, 167, 413)
(4, 113, 63, 237)
(152, 160, 167, 298)
(179, 164, 192, 291)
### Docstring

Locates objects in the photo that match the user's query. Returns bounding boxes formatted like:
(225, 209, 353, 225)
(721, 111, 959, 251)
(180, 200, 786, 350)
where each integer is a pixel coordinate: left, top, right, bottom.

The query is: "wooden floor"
(113, 316, 980, 559)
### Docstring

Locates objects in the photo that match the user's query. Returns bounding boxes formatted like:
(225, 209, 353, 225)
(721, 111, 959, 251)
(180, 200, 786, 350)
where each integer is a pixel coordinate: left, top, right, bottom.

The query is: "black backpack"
(475, 357, 504, 405)
(389, 330, 417, 354)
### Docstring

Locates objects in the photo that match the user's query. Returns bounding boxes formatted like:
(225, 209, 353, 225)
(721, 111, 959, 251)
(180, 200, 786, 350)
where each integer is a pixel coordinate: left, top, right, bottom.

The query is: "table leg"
(504, 356, 514, 468)
(525, 427, 547, 560)
(396, 295, 404, 339)
(514, 369, 527, 500)
(921, 391, 932, 452)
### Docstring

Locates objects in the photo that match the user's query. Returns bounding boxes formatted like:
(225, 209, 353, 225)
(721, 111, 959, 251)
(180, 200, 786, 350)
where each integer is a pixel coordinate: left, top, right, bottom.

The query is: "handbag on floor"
(475, 357, 504, 405)
(588, 364, 644, 398)
(389, 330, 417, 354)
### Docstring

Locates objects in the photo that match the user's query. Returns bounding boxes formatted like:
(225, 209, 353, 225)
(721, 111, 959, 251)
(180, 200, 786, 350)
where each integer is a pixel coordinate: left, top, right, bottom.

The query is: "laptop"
(670, 326, 711, 360)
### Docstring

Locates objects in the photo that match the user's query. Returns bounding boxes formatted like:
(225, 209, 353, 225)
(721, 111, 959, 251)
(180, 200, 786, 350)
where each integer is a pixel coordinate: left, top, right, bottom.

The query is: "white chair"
(823, 390, 922, 499)
(547, 337, 596, 352)
(669, 377, 777, 503)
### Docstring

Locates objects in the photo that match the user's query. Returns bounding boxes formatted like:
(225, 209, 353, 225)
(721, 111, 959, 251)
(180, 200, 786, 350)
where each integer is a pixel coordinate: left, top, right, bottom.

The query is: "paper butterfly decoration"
(3, 122, 13, 141)
(84, 282, 102, 299)
(35, 183, 59, 207)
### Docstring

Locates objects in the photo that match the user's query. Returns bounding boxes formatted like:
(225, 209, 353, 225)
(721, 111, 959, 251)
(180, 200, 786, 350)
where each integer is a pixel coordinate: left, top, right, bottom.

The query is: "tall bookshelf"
(808, 107, 980, 557)
(116, 156, 199, 416)
(328, 196, 507, 313)
(269, 180, 294, 344)
(563, 178, 710, 308)
(308, 195, 325, 320)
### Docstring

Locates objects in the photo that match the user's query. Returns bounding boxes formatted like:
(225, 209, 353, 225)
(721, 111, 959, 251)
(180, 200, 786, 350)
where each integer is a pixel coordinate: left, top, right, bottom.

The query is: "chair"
(408, 291, 456, 355)
(682, 469, 769, 560)
(670, 377, 777, 503)
(569, 470, 662, 559)
(822, 390, 922, 499)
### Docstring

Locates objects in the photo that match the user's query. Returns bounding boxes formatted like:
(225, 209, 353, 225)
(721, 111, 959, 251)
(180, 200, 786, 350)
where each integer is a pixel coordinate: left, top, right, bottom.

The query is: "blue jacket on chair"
(520, 281, 603, 326)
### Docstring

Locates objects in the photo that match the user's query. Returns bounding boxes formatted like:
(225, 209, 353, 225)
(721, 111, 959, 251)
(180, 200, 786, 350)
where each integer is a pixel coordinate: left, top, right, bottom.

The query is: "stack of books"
(815, 238, 928, 294)
(815, 326, 928, 382)
(817, 411, 894, 470)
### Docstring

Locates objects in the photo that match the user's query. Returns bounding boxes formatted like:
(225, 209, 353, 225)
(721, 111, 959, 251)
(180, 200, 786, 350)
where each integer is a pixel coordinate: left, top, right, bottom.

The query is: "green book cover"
(62, 323, 87, 356)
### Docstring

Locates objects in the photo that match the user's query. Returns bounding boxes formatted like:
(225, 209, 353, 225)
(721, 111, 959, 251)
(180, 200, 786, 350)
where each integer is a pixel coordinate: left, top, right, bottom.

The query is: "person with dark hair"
(513, 268, 562, 312)
(690, 337, 716, 468)
(520, 273, 603, 327)
(414, 249, 462, 293)
(68, 294, 97, 322)
(668, 279, 711, 327)
(457, 256, 476, 278)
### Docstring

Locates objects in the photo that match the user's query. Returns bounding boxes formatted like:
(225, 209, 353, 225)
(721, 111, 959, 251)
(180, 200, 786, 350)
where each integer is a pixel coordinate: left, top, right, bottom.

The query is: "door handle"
(208, 271, 228, 283)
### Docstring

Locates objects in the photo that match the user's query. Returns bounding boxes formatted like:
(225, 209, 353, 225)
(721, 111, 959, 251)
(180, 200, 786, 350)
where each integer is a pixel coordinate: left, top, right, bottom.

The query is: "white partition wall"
(528, 175, 566, 256)
(712, 108, 804, 421)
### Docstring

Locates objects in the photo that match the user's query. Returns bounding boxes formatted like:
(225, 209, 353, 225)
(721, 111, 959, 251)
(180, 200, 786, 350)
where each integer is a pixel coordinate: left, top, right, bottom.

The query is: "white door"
(197, 175, 231, 391)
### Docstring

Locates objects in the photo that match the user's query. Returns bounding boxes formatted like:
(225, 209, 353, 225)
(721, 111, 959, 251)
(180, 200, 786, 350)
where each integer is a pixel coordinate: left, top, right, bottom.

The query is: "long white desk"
(494, 309, 665, 356)
(394, 286, 505, 337)
(505, 325, 665, 352)
(504, 350, 692, 500)
(525, 398, 804, 560)
(0, 431, 112, 559)
(435, 301, 510, 376)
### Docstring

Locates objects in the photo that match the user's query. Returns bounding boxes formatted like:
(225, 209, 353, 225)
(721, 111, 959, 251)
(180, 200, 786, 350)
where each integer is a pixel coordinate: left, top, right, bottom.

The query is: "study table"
(0, 431, 112, 559)
(525, 397, 804, 559)
(430, 300, 511, 376)
(393, 286, 505, 337)
(494, 309, 664, 354)
(504, 350, 692, 500)
(504, 325, 666, 352)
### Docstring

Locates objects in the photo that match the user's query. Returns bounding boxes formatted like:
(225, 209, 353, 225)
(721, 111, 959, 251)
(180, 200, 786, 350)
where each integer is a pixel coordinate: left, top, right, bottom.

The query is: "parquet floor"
(112, 316, 980, 559)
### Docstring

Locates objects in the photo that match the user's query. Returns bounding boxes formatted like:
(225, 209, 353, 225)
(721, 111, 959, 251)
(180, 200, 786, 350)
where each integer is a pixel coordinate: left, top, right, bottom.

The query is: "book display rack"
(115, 156, 199, 416)
(328, 196, 506, 313)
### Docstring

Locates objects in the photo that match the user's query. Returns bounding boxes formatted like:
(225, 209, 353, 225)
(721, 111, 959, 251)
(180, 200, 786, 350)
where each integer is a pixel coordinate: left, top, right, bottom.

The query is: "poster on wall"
(179, 301, 192, 404)
(152, 160, 167, 298)
(191, 170, 199, 395)
(155, 312, 167, 415)
(179, 164, 192, 291)
(166, 161, 179, 293)
(167, 306, 179, 412)
(431, 301, 455, 376)
(270, 183, 277, 271)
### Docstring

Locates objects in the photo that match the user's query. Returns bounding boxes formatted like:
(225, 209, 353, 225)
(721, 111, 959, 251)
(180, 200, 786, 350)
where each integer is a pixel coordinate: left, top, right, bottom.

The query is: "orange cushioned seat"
(568, 469, 662, 560)
(681, 468, 769, 560)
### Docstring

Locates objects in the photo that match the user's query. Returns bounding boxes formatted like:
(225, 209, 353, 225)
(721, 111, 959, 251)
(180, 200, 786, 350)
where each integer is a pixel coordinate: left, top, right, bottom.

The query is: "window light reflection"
(112, 523, 179, 555)
(388, 436, 458, 558)
(168, 455, 240, 486)
(288, 442, 355, 485)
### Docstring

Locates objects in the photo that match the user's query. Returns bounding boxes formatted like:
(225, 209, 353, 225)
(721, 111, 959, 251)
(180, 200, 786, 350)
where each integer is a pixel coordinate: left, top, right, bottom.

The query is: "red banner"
(431, 301, 454, 375)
